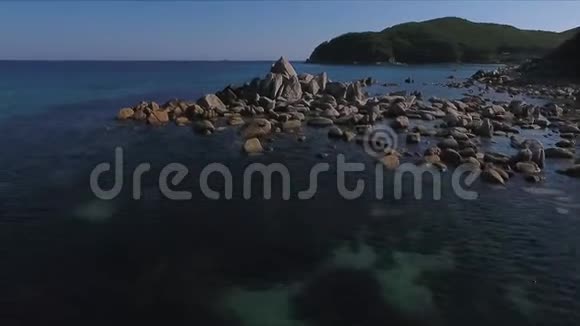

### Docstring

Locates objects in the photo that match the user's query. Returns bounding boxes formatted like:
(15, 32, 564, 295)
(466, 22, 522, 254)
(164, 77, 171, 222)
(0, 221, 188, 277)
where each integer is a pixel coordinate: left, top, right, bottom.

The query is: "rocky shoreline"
(117, 57, 580, 183)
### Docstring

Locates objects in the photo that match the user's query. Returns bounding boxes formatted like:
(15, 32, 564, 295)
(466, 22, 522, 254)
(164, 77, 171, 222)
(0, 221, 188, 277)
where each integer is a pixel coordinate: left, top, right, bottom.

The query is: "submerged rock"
(308, 117, 334, 127)
(117, 108, 134, 120)
(241, 118, 272, 139)
(545, 147, 575, 159)
(557, 164, 580, 177)
(243, 138, 263, 154)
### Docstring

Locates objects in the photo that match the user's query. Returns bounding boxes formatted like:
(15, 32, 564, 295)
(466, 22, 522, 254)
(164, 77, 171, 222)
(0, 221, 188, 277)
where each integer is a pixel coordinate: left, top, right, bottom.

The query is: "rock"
(476, 118, 494, 138)
(305, 79, 321, 95)
(521, 139, 545, 168)
(462, 157, 481, 170)
(484, 151, 510, 164)
(490, 166, 510, 181)
(308, 117, 334, 127)
(315, 72, 328, 91)
(216, 87, 238, 106)
(149, 102, 160, 111)
(423, 154, 441, 164)
(387, 101, 407, 117)
(406, 132, 421, 144)
(241, 118, 272, 138)
(545, 147, 575, 159)
(515, 162, 541, 174)
(441, 148, 462, 166)
(228, 116, 245, 126)
(325, 82, 348, 99)
(197, 94, 227, 112)
(560, 133, 575, 139)
(558, 124, 580, 134)
(117, 108, 134, 120)
(258, 96, 276, 111)
(193, 120, 215, 134)
(133, 110, 147, 121)
(556, 139, 575, 148)
(343, 131, 356, 142)
(175, 116, 190, 126)
(392, 116, 409, 129)
(438, 137, 459, 149)
(557, 165, 580, 177)
(297, 135, 306, 142)
(513, 148, 532, 162)
(322, 108, 340, 118)
(282, 119, 302, 131)
(147, 110, 169, 125)
(328, 126, 344, 138)
(281, 75, 303, 102)
(243, 138, 263, 154)
(525, 175, 544, 183)
(270, 56, 297, 78)
(482, 168, 505, 185)
(259, 73, 284, 99)
(346, 82, 365, 102)
(381, 154, 400, 170)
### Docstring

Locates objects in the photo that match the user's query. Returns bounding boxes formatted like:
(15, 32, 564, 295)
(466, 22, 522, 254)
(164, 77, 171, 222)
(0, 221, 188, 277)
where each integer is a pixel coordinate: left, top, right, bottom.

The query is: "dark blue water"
(1, 61, 579, 326)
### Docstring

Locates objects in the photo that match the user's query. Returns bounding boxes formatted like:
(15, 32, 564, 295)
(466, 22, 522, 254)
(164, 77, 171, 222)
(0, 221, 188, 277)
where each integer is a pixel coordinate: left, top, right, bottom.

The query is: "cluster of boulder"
(117, 57, 580, 181)
(459, 68, 580, 102)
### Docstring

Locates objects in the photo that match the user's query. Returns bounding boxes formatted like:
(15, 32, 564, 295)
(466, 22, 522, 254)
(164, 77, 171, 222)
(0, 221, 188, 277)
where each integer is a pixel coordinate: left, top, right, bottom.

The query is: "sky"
(0, 1, 579, 60)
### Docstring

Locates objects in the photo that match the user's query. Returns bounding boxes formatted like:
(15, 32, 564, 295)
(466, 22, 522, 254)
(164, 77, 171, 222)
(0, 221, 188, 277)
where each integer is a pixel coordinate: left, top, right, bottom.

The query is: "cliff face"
(309, 17, 576, 64)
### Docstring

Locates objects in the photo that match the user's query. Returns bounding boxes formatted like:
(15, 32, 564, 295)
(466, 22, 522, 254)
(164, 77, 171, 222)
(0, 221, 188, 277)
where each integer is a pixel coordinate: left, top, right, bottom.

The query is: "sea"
(0, 61, 578, 326)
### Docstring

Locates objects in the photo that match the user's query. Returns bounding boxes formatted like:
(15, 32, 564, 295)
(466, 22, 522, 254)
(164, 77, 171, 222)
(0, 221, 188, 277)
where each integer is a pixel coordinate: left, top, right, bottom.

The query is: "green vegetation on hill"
(309, 17, 576, 64)
(524, 31, 580, 80)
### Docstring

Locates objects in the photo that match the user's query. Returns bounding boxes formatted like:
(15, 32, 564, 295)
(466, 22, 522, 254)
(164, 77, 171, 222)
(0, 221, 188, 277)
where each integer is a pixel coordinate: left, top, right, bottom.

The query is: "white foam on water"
(222, 284, 307, 326)
(73, 200, 115, 222)
(374, 250, 454, 318)
(555, 207, 570, 215)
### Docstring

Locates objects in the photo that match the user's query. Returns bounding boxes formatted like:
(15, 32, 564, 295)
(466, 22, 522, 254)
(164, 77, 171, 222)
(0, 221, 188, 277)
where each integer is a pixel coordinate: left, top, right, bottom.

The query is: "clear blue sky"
(0, 1, 578, 60)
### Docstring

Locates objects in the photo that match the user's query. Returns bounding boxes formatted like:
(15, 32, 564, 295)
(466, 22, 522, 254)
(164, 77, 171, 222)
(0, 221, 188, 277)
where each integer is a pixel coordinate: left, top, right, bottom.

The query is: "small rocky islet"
(117, 57, 580, 183)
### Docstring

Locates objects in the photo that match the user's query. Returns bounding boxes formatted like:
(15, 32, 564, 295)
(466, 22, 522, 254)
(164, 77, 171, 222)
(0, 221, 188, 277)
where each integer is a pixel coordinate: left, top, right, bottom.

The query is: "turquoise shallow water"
(0, 61, 579, 326)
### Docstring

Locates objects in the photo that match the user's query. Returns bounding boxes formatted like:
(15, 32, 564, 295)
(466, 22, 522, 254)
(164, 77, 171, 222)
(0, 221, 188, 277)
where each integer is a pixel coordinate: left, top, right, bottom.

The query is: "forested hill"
(308, 17, 576, 64)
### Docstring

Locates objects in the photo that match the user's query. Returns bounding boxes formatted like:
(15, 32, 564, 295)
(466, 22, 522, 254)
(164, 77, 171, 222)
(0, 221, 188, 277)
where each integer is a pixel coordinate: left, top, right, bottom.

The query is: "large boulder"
(325, 82, 347, 99)
(270, 56, 297, 78)
(197, 94, 227, 112)
(305, 79, 321, 95)
(280, 75, 303, 102)
(147, 110, 169, 125)
(216, 86, 238, 106)
(346, 82, 365, 102)
(259, 73, 284, 99)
